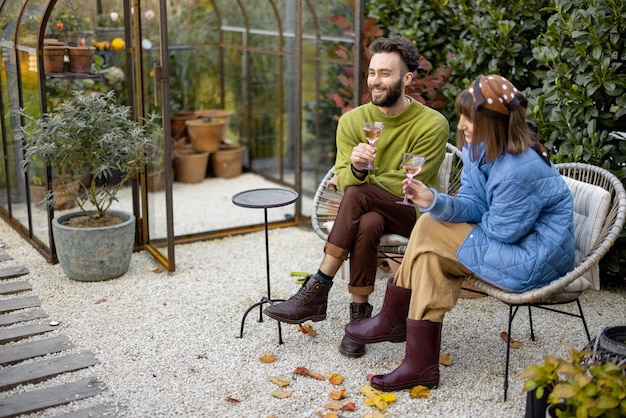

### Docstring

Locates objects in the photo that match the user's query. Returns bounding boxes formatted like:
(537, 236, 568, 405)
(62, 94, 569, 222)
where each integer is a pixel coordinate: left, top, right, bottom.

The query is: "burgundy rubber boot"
(263, 276, 332, 324)
(338, 302, 373, 358)
(344, 279, 411, 343)
(370, 319, 442, 391)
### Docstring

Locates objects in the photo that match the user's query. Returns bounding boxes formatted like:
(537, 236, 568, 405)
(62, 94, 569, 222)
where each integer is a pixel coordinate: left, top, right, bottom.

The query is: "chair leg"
(576, 298, 591, 343)
(527, 305, 536, 341)
(503, 304, 514, 402)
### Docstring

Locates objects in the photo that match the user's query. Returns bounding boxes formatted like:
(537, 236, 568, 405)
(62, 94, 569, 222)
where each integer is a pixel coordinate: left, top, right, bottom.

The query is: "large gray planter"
(52, 210, 136, 281)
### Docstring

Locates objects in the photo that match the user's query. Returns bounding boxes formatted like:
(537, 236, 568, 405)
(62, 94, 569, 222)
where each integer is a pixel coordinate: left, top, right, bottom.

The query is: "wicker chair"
(463, 162, 626, 400)
(311, 150, 626, 402)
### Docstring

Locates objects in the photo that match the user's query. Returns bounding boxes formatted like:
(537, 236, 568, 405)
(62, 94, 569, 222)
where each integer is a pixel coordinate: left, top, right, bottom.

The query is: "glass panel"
(300, 0, 356, 212)
(0, 1, 25, 216)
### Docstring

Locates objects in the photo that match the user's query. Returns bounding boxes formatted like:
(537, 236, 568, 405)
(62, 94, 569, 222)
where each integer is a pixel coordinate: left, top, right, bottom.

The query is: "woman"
(344, 74, 575, 391)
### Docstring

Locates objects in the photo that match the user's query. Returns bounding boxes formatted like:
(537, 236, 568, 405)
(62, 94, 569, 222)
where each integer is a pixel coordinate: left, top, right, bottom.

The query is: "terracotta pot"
(147, 169, 166, 192)
(210, 144, 244, 178)
(185, 118, 225, 153)
(43, 46, 66, 73)
(174, 149, 209, 183)
(195, 109, 231, 141)
(67, 46, 95, 73)
(171, 111, 198, 140)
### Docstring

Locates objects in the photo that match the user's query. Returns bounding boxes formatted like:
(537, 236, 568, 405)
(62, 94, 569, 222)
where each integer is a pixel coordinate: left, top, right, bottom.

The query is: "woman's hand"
(403, 178, 434, 207)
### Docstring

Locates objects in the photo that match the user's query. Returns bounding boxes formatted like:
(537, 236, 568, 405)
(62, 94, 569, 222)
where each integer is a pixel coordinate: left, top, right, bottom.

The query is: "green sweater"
(335, 97, 449, 199)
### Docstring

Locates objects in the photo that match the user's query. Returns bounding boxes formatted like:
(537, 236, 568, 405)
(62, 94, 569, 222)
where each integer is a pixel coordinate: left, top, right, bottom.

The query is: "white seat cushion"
(562, 176, 611, 291)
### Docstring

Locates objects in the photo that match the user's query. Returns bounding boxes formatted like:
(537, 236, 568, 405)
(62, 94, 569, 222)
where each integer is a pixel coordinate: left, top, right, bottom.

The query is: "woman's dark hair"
(368, 37, 420, 73)
(456, 89, 535, 162)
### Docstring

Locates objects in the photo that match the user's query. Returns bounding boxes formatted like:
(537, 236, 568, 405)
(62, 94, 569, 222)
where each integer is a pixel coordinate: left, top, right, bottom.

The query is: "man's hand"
(350, 143, 376, 171)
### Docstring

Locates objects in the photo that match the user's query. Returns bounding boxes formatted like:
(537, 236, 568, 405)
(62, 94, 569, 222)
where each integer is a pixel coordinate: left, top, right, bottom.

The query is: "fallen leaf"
(300, 324, 318, 337)
(226, 396, 240, 403)
(341, 401, 357, 411)
(439, 353, 453, 366)
(329, 388, 347, 400)
(269, 376, 290, 387)
(260, 353, 276, 363)
(500, 331, 523, 349)
(364, 394, 396, 413)
(95, 298, 107, 304)
(324, 400, 343, 410)
(271, 388, 290, 399)
(326, 373, 344, 385)
(366, 374, 374, 381)
(317, 413, 337, 418)
(410, 385, 431, 398)
(364, 413, 386, 418)
(294, 366, 325, 380)
(359, 385, 382, 398)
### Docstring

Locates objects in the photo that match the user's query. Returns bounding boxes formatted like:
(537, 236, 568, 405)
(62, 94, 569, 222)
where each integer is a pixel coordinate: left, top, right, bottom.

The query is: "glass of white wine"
(397, 153, 426, 206)
(361, 121, 384, 170)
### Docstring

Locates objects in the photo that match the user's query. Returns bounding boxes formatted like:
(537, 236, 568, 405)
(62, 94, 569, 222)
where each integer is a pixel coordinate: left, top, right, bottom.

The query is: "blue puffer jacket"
(424, 144, 575, 292)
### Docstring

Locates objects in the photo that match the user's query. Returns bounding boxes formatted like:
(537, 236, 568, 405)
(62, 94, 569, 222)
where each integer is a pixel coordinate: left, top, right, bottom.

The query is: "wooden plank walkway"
(0, 252, 124, 417)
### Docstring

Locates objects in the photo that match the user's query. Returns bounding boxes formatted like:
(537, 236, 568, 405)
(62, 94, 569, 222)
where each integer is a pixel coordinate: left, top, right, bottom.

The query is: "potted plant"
(18, 90, 161, 281)
(521, 343, 626, 418)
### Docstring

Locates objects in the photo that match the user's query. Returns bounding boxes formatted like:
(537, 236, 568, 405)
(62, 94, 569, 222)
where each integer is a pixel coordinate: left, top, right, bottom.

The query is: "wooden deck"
(0, 252, 124, 417)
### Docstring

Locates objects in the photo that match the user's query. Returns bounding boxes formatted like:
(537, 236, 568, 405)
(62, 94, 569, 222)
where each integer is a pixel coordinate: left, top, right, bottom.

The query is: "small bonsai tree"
(19, 90, 161, 221)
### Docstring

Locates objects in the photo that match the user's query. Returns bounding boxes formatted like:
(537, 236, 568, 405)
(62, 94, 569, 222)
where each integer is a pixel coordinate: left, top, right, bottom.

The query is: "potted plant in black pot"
(18, 90, 161, 281)
(521, 339, 626, 418)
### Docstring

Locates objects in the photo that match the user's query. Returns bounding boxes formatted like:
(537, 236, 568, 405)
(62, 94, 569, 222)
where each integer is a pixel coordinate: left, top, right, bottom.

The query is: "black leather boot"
(264, 276, 332, 324)
(338, 302, 373, 358)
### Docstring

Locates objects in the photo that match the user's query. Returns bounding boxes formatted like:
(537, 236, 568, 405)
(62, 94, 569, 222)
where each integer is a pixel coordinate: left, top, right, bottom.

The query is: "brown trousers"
(394, 213, 474, 322)
(325, 183, 416, 296)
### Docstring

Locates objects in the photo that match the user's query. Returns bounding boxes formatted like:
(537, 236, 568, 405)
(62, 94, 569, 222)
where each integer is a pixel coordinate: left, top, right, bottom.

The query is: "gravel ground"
(1, 212, 625, 417)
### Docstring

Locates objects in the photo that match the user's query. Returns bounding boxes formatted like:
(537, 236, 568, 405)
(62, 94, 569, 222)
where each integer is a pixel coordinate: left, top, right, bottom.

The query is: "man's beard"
(370, 78, 403, 108)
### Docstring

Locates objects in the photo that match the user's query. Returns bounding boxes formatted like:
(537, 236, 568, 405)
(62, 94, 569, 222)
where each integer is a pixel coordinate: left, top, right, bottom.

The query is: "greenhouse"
(0, 0, 364, 271)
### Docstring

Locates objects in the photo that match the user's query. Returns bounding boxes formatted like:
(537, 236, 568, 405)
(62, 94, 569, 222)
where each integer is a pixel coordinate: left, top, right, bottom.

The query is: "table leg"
(237, 208, 284, 345)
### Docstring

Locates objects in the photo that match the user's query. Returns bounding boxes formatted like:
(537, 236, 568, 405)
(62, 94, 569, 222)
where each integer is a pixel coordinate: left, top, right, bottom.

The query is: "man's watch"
(351, 163, 367, 174)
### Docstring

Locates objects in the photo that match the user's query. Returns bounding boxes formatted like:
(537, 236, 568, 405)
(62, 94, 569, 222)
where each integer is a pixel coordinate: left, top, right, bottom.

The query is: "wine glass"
(361, 121, 384, 170)
(397, 153, 427, 206)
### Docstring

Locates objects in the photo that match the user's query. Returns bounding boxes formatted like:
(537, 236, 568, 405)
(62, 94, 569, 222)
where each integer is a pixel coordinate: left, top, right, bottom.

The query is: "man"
(264, 36, 449, 358)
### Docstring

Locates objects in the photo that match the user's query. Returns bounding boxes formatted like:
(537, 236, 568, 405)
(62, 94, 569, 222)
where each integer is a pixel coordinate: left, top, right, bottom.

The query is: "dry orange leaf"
(329, 388, 348, 400)
(300, 324, 318, 337)
(294, 366, 325, 381)
(500, 331, 523, 349)
(326, 373, 345, 386)
(94, 298, 107, 304)
(410, 385, 431, 398)
(269, 376, 290, 387)
(260, 353, 277, 363)
(439, 353, 453, 366)
(317, 413, 337, 418)
(341, 401, 357, 411)
(226, 396, 240, 403)
(324, 400, 343, 410)
(364, 413, 385, 418)
(271, 388, 290, 399)
(366, 373, 374, 381)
